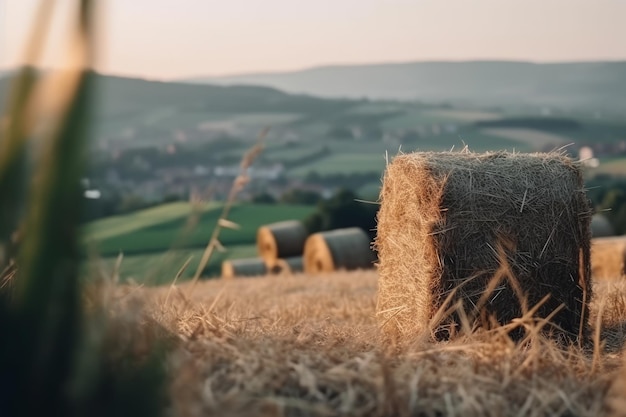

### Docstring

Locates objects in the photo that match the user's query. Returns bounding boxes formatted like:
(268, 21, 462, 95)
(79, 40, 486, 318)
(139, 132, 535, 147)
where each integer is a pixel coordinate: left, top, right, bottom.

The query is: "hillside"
(0, 70, 358, 147)
(189, 60, 626, 112)
(3, 69, 626, 219)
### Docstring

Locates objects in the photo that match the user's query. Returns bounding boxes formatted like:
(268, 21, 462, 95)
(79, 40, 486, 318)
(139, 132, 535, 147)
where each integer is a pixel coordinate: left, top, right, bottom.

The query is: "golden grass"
(104, 269, 626, 417)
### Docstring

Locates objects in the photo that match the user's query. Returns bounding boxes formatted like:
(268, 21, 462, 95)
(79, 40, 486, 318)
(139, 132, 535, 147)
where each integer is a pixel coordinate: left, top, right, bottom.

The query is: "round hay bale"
(256, 220, 308, 268)
(303, 227, 376, 274)
(376, 151, 592, 344)
(591, 214, 615, 238)
(275, 256, 304, 275)
(591, 236, 626, 281)
(221, 258, 269, 279)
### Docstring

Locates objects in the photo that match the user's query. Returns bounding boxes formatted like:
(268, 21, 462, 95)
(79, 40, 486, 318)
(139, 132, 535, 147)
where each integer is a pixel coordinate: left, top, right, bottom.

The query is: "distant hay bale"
(376, 151, 591, 344)
(221, 258, 269, 279)
(591, 214, 615, 237)
(303, 227, 376, 274)
(591, 236, 626, 281)
(257, 220, 308, 268)
(275, 256, 304, 275)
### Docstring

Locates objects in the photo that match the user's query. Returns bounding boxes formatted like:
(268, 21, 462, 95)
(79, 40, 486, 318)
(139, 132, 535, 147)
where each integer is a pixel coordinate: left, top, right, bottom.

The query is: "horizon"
(3, 58, 626, 82)
(2, 0, 626, 80)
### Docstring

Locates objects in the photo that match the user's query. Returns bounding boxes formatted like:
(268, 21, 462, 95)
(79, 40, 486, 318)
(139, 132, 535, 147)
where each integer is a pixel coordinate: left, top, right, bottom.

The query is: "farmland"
(82, 202, 316, 282)
(4, 71, 616, 225)
(3, 3, 626, 415)
(112, 269, 626, 416)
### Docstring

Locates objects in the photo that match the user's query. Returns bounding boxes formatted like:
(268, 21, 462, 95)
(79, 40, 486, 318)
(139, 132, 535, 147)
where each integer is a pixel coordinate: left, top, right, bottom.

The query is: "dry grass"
(592, 237, 626, 281)
(103, 268, 626, 417)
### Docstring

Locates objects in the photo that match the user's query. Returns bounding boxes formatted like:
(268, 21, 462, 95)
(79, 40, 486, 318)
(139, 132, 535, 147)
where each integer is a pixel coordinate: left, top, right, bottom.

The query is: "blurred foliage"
(280, 188, 323, 205)
(0, 2, 166, 416)
(251, 192, 277, 204)
(586, 176, 626, 234)
(304, 189, 379, 239)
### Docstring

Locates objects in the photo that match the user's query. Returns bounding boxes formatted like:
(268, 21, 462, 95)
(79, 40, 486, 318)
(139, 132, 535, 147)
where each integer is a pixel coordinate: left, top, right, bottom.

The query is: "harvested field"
(109, 268, 626, 417)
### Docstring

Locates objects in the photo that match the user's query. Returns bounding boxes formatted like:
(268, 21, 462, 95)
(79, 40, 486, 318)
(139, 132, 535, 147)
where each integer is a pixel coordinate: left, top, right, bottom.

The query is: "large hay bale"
(376, 151, 591, 343)
(303, 227, 376, 274)
(256, 220, 308, 268)
(591, 214, 615, 237)
(591, 236, 626, 281)
(221, 258, 269, 279)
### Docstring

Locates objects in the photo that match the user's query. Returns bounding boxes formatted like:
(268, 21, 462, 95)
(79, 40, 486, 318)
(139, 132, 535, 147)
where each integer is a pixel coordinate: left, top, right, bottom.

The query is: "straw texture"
(376, 151, 592, 344)
(591, 236, 626, 281)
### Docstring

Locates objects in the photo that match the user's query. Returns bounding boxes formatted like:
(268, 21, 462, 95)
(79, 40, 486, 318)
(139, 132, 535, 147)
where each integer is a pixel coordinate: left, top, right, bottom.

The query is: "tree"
(251, 192, 277, 204)
(304, 189, 379, 239)
(280, 189, 322, 205)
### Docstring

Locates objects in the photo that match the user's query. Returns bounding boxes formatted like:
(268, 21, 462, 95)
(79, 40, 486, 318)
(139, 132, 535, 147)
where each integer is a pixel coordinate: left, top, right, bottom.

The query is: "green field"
(83, 202, 218, 241)
(289, 153, 387, 177)
(594, 156, 626, 176)
(480, 127, 570, 148)
(85, 203, 315, 256)
(422, 109, 501, 122)
(380, 108, 488, 129)
(87, 244, 258, 285)
(83, 202, 316, 283)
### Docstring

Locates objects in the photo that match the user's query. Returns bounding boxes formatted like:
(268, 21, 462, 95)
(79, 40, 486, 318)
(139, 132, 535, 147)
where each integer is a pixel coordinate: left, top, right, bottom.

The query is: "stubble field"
(110, 269, 626, 417)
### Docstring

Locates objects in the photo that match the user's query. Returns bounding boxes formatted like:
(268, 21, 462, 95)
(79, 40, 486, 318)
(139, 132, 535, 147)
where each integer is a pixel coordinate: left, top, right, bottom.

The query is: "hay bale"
(221, 258, 269, 279)
(303, 227, 376, 274)
(257, 220, 308, 268)
(591, 236, 626, 281)
(376, 151, 591, 343)
(275, 256, 304, 275)
(591, 214, 615, 237)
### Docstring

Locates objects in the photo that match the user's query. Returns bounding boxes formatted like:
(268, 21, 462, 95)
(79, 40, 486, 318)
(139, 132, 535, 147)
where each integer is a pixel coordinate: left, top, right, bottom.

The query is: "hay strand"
(256, 220, 308, 268)
(303, 227, 376, 274)
(376, 150, 592, 344)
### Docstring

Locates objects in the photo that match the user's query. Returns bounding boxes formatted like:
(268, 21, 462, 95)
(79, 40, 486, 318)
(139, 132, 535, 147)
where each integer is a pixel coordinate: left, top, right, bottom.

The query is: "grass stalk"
(189, 128, 268, 287)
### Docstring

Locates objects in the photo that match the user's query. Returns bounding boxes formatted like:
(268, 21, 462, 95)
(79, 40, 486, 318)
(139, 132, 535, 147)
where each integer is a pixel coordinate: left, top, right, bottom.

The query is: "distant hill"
(187, 61, 626, 112)
(0, 70, 358, 146)
(91, 73, 355, 118)
(0, 69, 356, 117)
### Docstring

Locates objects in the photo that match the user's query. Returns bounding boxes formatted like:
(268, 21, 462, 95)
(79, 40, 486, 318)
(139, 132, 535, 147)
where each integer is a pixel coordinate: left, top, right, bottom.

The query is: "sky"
(1, 0, 626, 80)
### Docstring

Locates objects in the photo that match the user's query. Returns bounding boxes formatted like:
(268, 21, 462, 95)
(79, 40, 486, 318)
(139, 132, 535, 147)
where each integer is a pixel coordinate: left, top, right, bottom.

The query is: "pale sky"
(1, 0, 626, 80)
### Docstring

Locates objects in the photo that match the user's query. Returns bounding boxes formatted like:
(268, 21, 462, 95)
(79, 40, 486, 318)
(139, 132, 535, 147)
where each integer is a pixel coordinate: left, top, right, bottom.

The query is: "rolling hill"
(188, 60, 626, 112)
(0, 70, 359, 146)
